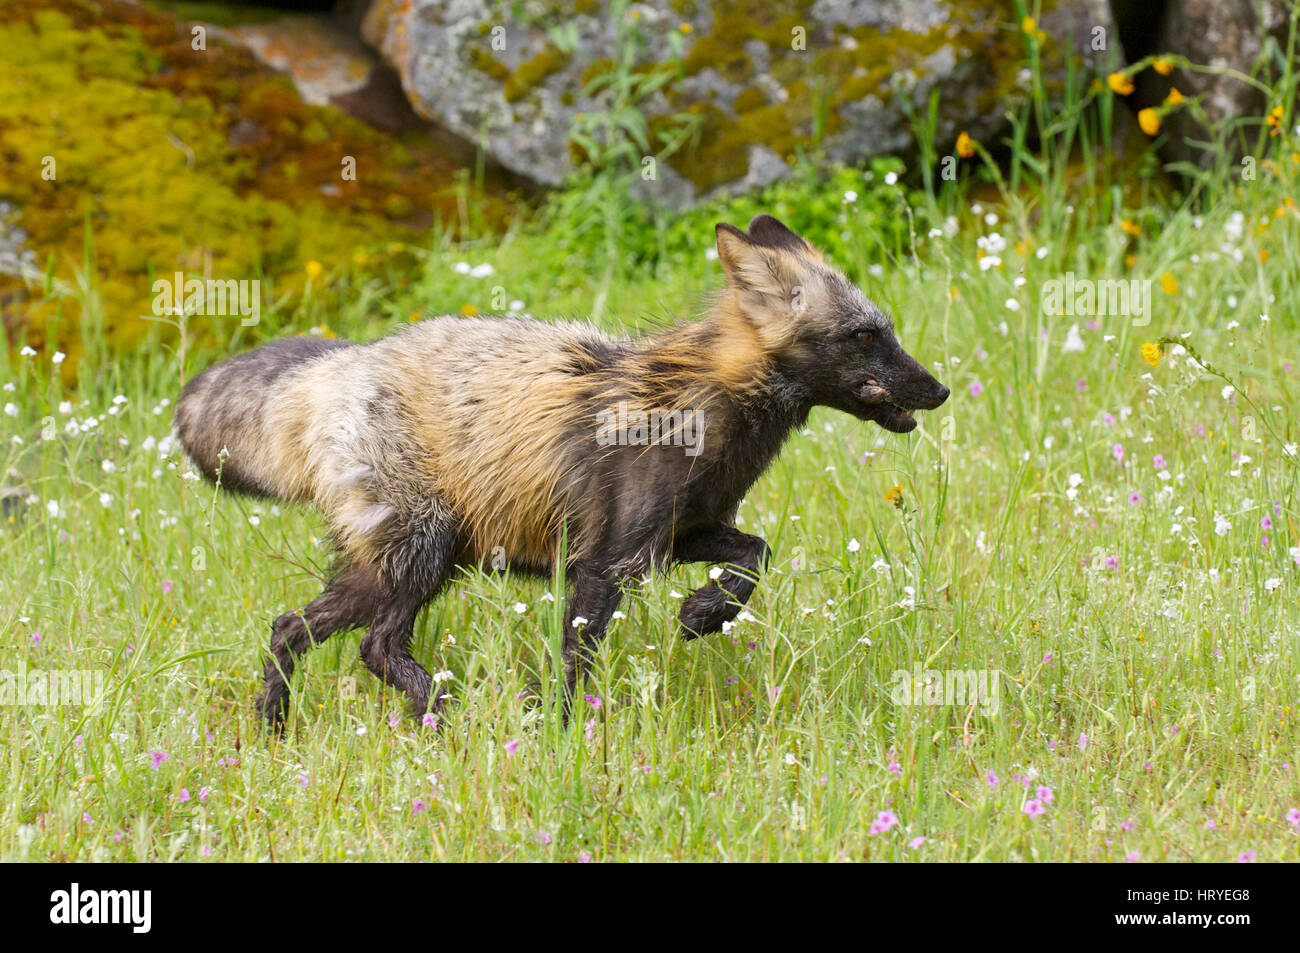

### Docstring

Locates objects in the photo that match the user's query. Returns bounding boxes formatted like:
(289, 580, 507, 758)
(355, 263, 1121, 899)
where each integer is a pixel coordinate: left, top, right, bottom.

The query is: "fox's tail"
(174, 337, 353, 499)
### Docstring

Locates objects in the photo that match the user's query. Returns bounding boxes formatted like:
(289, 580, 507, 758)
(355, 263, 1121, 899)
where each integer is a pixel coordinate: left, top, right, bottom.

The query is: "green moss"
(0, 0, 515, 369)
(503, 45, 570, 103)
(383, 193, 413, 219)
(469, 45, 510, 82)
(681, 34, 753, 83)
(654, 0, 1028, 192)
(732, 87, 767, 114)
(666, 100, 797, 192)
(580, 57, 614, 90)
(148, 2, 283, 28)
(300, 118, 328, 145)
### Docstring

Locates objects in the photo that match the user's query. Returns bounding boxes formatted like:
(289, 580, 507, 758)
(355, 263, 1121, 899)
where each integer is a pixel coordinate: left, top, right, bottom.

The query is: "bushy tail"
(174, 337, 352, 498)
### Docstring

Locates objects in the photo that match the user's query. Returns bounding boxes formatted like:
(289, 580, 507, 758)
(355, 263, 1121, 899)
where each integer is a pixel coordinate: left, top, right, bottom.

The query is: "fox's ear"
(715, 224, 754, 285)
(747, 214, 823, 263)
(746, 214, 818, 258)
(715, 223, 803, 297)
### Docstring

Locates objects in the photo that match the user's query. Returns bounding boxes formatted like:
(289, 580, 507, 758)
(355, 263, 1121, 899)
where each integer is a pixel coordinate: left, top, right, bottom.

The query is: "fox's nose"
(934, 383, 950, 405)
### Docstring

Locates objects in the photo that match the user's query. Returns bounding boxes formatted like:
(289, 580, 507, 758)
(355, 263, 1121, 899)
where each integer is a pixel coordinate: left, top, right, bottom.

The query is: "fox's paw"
(254, 690, 289, 739)
(679, 583, 738, 640)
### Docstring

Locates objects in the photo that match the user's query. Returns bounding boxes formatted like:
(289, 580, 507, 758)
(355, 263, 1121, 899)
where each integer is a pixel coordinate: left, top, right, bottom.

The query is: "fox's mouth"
(854, 380, 918, 433)
(871, 403, 917, 433)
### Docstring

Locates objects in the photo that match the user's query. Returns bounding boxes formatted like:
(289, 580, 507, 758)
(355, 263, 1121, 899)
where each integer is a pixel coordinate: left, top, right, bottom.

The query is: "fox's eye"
(853, 328, 875, 342)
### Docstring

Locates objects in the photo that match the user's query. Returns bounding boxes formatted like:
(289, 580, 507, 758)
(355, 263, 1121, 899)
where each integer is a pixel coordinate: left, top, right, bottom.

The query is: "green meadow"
(2, 17, 1299, 862)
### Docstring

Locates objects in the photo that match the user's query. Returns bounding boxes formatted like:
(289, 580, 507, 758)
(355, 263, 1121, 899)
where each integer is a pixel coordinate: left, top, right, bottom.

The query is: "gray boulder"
(362, 0, 1120, 204)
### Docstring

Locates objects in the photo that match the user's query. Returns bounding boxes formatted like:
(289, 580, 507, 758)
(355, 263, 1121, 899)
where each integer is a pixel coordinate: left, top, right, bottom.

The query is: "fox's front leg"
(560, 561, 625, 723)
(672, 525, 771, 639)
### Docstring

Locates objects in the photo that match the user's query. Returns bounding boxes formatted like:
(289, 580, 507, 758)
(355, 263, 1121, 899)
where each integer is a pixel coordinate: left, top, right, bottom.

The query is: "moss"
(732, 87, 767, 114)
(503, 45, 570, 103)
(0, 0, 516, 371)
(148, 1, 283, 28)
(580, 57, 615, 90)
(299, 118, 329, 145)
(383, 193, 414, 219)
(666, 100, 797, 192)
(469, 45, 510, 82)
(681, 34, 753, 84)
(654, 0, 1030, 193)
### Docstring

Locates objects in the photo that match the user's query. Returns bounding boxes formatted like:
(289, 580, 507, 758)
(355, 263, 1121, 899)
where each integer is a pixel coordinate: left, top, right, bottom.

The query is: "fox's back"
(268, 316, 620, 566)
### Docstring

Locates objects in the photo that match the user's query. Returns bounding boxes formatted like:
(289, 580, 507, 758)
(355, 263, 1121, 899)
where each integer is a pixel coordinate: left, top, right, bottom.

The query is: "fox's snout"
(880, 345, 949, 411)
(914, 378, 950, 410)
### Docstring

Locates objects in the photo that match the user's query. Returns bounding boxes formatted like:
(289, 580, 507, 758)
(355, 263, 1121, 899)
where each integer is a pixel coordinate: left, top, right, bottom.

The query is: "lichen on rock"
(363, 0, 1121, 203)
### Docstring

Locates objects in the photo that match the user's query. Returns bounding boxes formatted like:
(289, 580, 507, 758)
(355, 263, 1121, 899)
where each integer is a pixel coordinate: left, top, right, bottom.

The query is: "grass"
(2, 14, 1299, 863)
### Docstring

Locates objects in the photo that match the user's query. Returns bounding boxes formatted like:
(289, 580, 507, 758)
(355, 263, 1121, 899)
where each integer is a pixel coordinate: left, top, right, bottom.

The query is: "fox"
(174, 215, 949, 730)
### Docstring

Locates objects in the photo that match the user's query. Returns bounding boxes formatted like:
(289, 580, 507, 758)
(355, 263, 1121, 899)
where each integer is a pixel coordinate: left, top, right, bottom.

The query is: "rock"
(180, 6, 539, 188)
(362, 0, 1121, 206)
(0, 201, 38, 282)
(221, 14, 377, 107)
(1136, 0, 1292, 167)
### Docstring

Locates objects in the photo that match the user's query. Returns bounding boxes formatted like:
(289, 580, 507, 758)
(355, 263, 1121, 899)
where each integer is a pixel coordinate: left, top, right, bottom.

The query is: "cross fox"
(175, 215, 949, 729)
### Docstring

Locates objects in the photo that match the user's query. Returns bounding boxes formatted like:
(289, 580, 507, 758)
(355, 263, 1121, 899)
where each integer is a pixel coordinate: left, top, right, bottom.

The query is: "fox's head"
(715, 214, 948, 433)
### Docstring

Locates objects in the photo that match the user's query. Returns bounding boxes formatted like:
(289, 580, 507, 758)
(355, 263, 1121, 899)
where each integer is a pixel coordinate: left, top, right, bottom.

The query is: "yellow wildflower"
(1141, 342, 1162, 367)
(1152, 58, 1174, 75)
(1160, 272, 1178, 295)
(1108, 72, 1134, 96)
(1267, 104, 1284, 137)
(1138, 108, 1160, 136)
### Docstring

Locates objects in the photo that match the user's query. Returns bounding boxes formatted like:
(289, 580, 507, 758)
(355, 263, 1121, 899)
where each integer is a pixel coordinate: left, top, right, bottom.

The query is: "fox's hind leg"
(257, 562, 382, 731)
(359, 523, 457, 719)
(672, 525, 771, 639)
